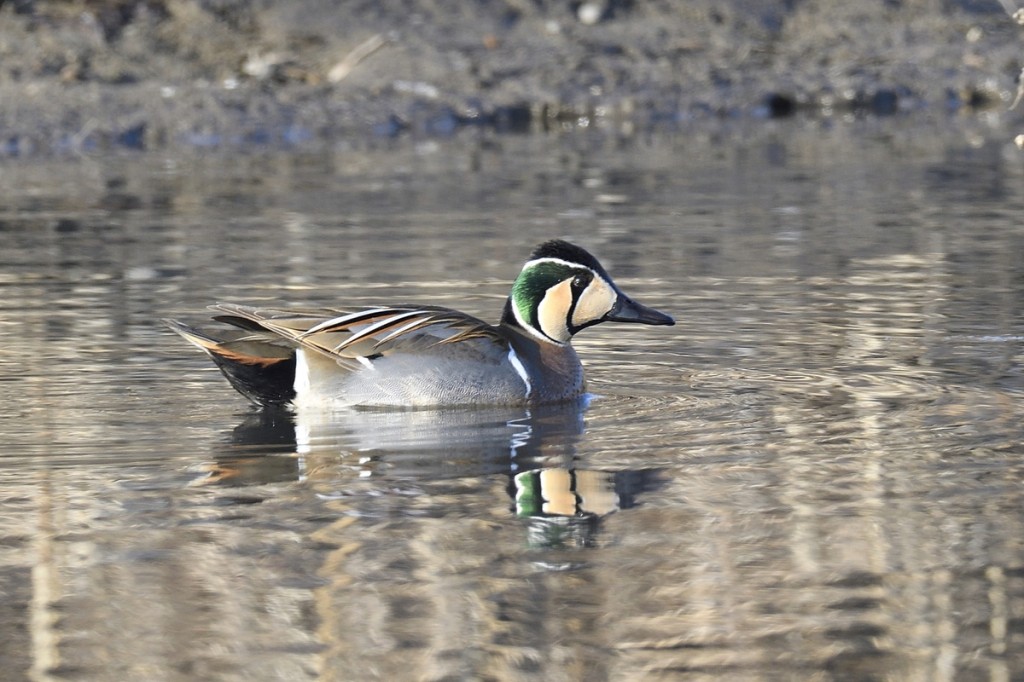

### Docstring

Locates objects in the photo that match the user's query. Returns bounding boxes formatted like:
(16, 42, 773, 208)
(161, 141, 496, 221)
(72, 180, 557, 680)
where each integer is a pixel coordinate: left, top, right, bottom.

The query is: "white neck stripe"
(507, 347, 532, 398)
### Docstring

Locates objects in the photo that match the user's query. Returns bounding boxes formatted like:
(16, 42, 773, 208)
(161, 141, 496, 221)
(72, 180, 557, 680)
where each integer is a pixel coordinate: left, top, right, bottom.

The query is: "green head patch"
(511, 261, 578, 328)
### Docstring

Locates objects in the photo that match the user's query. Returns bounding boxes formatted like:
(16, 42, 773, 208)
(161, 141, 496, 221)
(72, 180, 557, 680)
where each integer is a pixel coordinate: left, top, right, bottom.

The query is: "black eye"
(571, 274, 589, 293)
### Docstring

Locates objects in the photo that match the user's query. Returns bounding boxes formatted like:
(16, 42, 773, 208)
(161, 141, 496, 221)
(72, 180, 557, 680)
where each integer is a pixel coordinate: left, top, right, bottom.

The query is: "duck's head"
(502, 239, 675, 345)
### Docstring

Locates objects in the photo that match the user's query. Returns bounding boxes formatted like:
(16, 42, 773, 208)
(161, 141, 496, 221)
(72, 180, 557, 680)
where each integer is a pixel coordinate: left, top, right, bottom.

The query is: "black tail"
(163, 319, 297, 407)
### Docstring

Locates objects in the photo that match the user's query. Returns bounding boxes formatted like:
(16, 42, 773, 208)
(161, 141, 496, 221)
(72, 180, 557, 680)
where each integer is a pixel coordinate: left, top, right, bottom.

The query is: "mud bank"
(0, 0, 1021, 153)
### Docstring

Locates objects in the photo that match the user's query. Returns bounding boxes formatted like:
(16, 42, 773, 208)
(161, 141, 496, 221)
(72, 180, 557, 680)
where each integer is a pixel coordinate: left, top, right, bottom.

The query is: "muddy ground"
(0, 0, 1021, 153)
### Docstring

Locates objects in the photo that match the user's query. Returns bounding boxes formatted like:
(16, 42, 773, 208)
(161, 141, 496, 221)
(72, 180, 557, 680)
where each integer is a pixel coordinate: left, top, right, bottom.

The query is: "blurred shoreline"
(0, 0, 1021, 154)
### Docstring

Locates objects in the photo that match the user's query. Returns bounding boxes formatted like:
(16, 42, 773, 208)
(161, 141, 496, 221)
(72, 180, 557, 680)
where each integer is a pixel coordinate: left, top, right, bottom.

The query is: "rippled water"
(2, 122, 1024, 680)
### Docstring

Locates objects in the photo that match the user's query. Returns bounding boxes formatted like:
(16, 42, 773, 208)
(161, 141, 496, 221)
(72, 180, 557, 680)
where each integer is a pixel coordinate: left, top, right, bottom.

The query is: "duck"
(164, 239, 674, 408)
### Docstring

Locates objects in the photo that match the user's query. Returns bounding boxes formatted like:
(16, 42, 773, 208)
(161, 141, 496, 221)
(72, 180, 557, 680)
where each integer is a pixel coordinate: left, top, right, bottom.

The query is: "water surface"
(1, 122, 1023, 680)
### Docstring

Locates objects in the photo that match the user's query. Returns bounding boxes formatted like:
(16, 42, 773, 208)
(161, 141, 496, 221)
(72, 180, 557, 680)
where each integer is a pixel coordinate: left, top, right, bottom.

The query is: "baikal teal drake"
(165, 240, 674, 408)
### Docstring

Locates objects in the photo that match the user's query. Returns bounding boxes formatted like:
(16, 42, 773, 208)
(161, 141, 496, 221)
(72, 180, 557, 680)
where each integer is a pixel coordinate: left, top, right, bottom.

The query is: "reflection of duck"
(511, 467, 665, 549)
(202, 402, 663, 548)
(296, 402, 588, 481)
(189, 408, 300, 486)
(198, 400, 588, 485)
(165, 240, 673, 408)
(515, 469, 625, 518)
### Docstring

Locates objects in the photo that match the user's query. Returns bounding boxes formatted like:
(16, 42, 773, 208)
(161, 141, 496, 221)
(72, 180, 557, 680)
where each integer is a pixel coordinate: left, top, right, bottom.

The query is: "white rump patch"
(293, 349, 311, 396)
